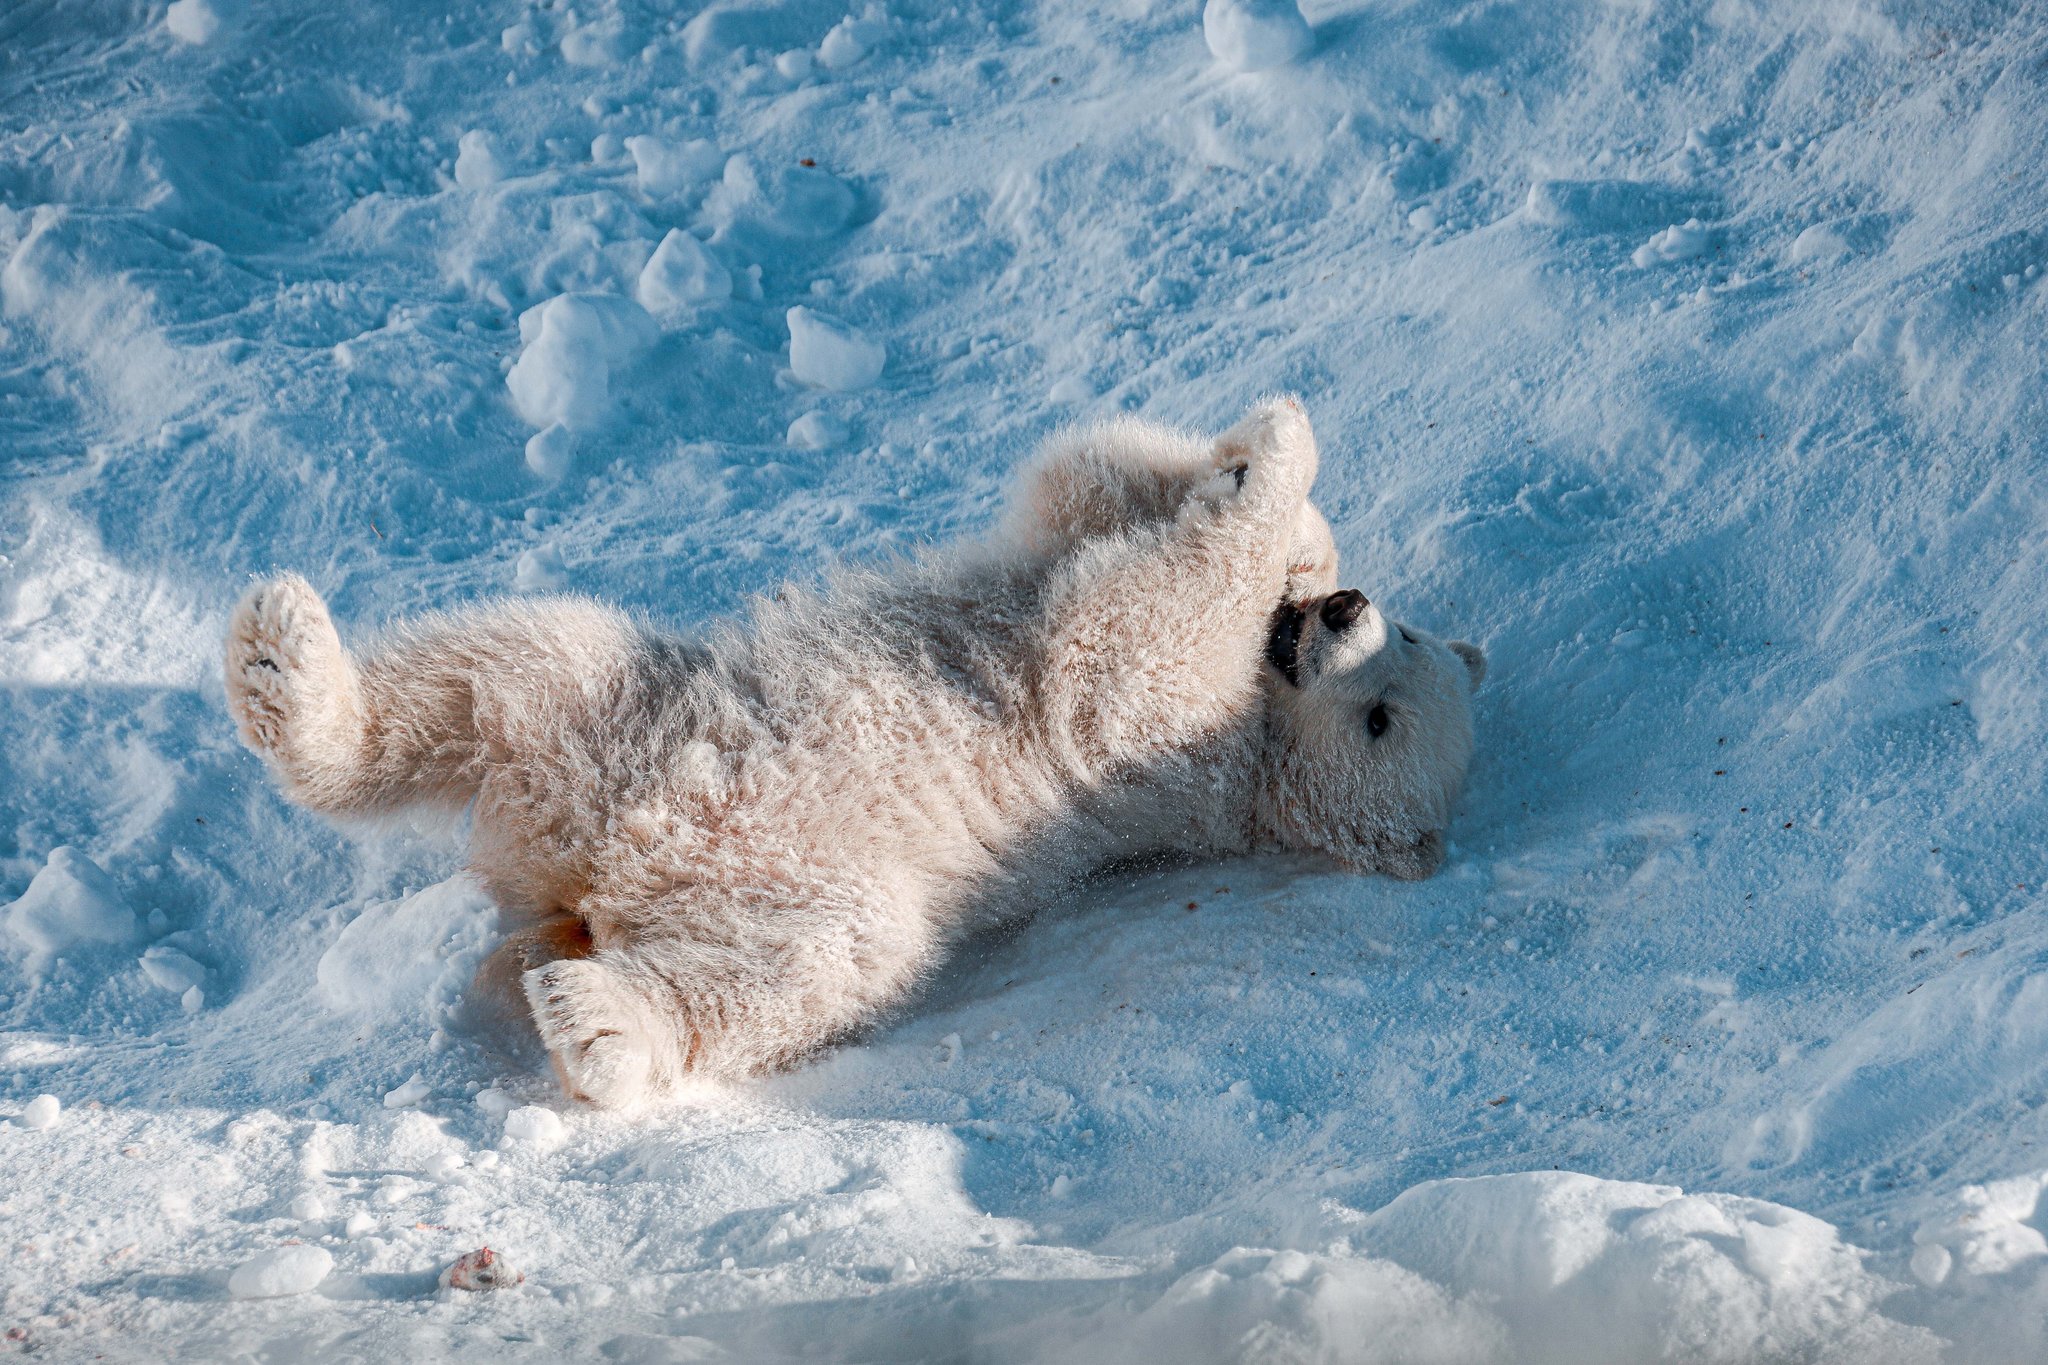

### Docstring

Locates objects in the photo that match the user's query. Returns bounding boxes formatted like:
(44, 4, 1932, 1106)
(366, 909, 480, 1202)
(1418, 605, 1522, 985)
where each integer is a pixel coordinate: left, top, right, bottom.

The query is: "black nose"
(1319, 590, 1367, 631)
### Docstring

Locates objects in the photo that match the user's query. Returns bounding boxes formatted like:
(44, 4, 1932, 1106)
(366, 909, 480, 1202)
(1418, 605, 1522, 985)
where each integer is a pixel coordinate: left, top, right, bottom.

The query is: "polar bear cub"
(224, 398, 1484, 1107)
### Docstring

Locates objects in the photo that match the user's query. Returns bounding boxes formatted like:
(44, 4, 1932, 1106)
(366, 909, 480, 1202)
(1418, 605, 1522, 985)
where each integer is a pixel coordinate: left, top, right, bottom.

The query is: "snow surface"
(2, 0, 2046, 1359)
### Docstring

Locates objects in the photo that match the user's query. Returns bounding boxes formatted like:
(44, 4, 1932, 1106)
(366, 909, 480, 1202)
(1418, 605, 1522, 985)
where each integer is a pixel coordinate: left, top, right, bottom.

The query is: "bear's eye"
(1365, 703, 1389, 738)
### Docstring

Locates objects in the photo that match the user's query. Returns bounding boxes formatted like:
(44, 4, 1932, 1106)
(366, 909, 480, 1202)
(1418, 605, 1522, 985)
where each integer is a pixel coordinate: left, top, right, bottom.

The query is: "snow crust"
(2, 0, 2046, 1358)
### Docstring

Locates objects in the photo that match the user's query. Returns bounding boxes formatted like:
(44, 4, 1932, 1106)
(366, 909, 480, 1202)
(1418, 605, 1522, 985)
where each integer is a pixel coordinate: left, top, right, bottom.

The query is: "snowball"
(524, 422, 576, 480)
(638, 229, 732, 315)
(181, 984, 205, 1013)
(288, 1192, 328, 1221)
(776, 49, 815, 82)
(19, 1095, 61, 1130)
(139, 944, 206, 994)
(590, 132, 625, 165)
(1203, 0, 1313, 74)
(787, 411, 849, 450)
(4, 846, 137, 966)
(624, 135, 723, 198)
(787, 307, 885, 391)
(454, 130, 507, 190)
(503, 1105, 566, 1148)
(473, 1087, 517, 1118)
(514, 545, 568, 592)
(228, 1245, 333, 1300)
(506, 293, 658, 431)
(1632, 218, 1710, 267)
(819, 17, 871, 70)
(382, 1073, 431, 1109)
(708, 157, 855, 238)
(164, 0, 239, 45)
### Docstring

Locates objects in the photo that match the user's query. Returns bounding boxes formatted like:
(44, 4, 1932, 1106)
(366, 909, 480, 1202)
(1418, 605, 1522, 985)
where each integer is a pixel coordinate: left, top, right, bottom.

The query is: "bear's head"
(1257, 588, 1485, 879)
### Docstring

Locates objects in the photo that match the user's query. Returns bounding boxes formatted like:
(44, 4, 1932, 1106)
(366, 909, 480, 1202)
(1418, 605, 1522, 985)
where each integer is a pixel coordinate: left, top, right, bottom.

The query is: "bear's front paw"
(223, 574, 353, 767)
(523, 958, 669, 1109)
(1211, 395, 1318, 498)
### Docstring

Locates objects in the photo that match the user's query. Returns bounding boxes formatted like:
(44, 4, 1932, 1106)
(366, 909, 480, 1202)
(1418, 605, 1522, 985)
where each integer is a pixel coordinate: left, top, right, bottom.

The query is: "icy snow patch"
(506, 293, 658, 431)
(3, 846, 136, 968)
(1202, 0, 1313, 74)
(227, 1245, 333, 1300)
(788, 307, 885, 390)
(638, 229, 731, 315)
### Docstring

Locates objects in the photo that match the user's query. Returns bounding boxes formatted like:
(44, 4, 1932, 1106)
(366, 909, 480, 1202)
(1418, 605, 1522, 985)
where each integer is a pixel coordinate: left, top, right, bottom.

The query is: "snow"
(226, 1245, 334, 1300)
(787, 305, 886, 390)
(3, 0, 2047, 1358)
(1203, 0, 1314, 75)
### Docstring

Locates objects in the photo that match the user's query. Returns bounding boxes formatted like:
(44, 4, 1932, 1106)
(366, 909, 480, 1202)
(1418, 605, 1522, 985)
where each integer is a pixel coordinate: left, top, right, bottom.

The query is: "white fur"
(224, 398, 1484, 1107)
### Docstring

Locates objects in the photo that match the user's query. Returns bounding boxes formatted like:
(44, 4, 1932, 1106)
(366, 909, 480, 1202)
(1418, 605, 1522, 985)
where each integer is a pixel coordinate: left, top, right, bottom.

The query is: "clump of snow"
(787, 410, 849, 450)
(227, 1245, 333, 1300)
(1789, 223, 1851, 264)
(776, 49, 815, 82)
(638, 229, 731, 315)
(506, 293, 658, 431)
(1911, 1171, 2048, 1286)
(454, 130, 507, 190)
(624, 135, 723, 199)
(164, 0, 239, 45)
(1202, 0, 1313, 74)
(787, 306, 885, 390)
(707, 157, 855, 237)
(524, 422, 576, 480)
(3, 846, 136, 968)
(1633, 218, 1711, 266)
(18, 1095, 61, 1131)
(503, 1105, 566, 1148)
(820, 16, 885, 72)
(382, 1073, 431, 1109)
(514, 544, 568, 592)
(138, 944, 206, 995)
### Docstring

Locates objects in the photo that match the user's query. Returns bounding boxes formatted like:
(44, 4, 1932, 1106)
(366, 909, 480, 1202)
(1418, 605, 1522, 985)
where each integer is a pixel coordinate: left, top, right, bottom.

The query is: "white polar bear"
(223, 398, 1485, 1107)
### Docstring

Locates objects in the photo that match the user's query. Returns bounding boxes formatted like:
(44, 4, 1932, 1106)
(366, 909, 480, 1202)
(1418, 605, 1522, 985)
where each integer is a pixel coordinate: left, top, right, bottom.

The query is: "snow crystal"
(454, 130, 507, 190)
(638, 229, 732, 315)
(624, 135, 723, 199)
(3, 846, 137, 968)
(1202, 0, 1313, 74)
(18, 1095, 61, 1131)
(787, 307, 885, 390)
(506, 293, 658, 431)
(227, 1245, 333, 1300)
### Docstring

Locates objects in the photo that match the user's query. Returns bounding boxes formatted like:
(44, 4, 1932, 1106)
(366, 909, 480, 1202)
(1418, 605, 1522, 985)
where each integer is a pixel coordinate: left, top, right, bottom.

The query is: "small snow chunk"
(514, 545, 568, 593)
(1407, 204, 1440, 231)
(1790, 223, 1851, 265)
(709, 157, 855, 238)
(454, 130, 507, 190)
(786, 411, 848, 450)
(638, 229, 732, 315)
(1911, 1242, 1952, 1287)
(937, 1031, 963, 1065)
(819, 17, 876, 71)
(344, 1210, 377, 1238)
(441, 1246, 522, 1292)
(625, 135, 723, 198)
(776, 49, 815, 82)
(227, 1245, 333, 1300)
(525, 423, 577, 481)
(506, 293, 658, 431)
(423, 1150, 466, 1182)
(591, 133, 625, 165)
(1632, 218, 1710, 267)
(1203, 0, 1313, 74)
(165, 0, 237, 45)
(503, 1104, 566, 1148)
(19, 1095, 61, 1130)
(474, 1087, 517, 1118)
(1048, 376, 1092, 404)
(181, 984, 205, 1014)
(139, 944, 206, 995)
(288, 1192, 328, 1222)
(787, 307, 884, 391)
(383, 1073, 431, 1109)
(4, 846, 137, 966)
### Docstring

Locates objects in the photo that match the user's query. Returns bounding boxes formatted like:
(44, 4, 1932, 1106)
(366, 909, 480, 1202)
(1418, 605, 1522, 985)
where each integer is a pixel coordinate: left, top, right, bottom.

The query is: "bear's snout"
(1319, 590, 1368, 632)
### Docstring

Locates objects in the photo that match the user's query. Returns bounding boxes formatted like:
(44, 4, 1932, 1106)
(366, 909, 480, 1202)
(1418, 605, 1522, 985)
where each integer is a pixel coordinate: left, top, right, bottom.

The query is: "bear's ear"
(1449, 641, 1486, 691)
(1377, 829, 1445, 881)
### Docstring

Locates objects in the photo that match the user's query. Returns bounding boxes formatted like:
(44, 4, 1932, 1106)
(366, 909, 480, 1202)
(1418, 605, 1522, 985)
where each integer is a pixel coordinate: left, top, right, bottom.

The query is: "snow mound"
(638, 229, 731, 315)
(506, 292, 659, 431)
(625, 135, 724, 199)
(313, 876, 497, 1020)
(1202, 0, 1313, 74)
(787, 306, 884, 390)
(3, 846, 136, 968)
(1632, 219, 1711, 266)
(226, 1245, 333, 1300)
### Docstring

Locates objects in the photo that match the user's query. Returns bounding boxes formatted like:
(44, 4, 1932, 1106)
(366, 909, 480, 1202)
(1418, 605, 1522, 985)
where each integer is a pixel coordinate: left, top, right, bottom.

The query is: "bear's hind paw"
(523, 958, 669, 1109)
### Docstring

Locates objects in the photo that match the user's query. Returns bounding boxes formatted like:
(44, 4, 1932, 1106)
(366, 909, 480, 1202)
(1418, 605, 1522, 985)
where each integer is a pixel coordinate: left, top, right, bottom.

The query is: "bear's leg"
(225, 575, 641, 818)
(997, 417, 1215, 558)
(523, 952, 680, 1107)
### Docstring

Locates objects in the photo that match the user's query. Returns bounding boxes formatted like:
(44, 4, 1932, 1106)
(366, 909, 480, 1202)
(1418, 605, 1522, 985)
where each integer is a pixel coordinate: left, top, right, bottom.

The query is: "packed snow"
(3, 0, 2046, 1360)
